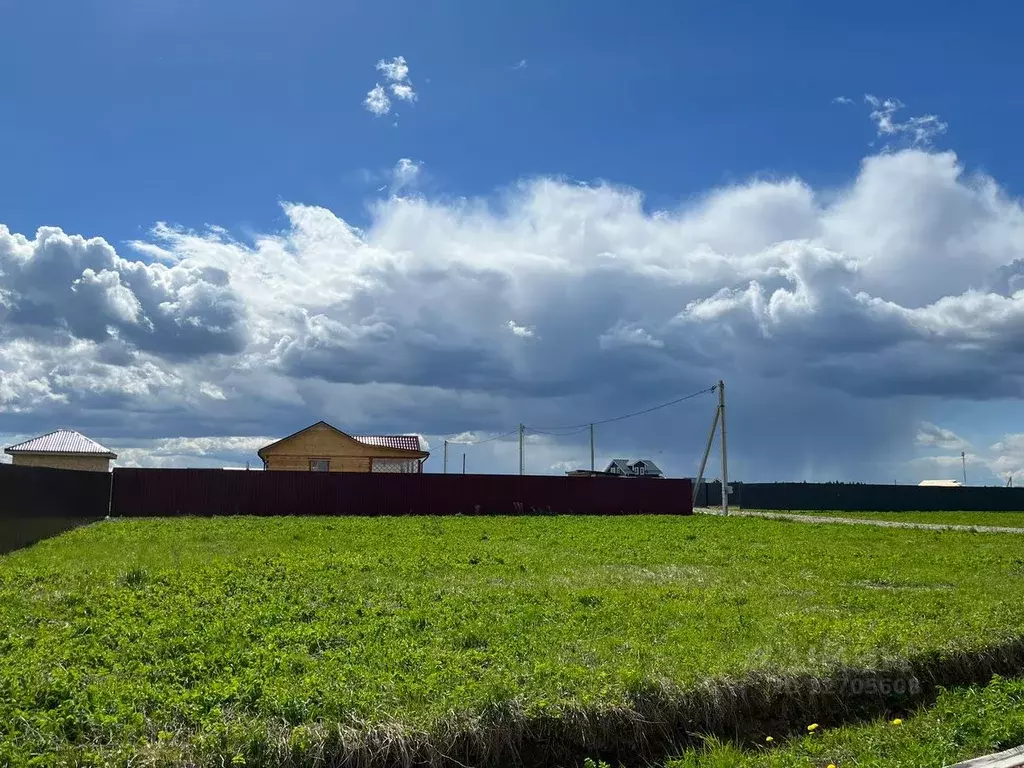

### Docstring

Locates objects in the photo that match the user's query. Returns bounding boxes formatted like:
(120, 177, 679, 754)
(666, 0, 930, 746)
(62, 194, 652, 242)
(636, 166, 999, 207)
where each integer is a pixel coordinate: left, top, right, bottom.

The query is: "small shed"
(4, 429, 117, 472)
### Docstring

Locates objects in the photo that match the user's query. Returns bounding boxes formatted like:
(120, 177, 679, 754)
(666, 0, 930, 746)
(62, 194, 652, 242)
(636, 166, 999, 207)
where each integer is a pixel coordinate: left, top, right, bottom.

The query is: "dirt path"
(700, 509, 1024, 534)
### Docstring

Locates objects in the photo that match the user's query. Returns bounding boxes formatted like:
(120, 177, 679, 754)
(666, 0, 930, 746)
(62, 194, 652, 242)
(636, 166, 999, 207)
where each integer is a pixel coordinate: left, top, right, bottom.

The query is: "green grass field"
(662, 675, 1024, 767)
(789, 510, 1024, 528)
(3, 515, 1024, 767)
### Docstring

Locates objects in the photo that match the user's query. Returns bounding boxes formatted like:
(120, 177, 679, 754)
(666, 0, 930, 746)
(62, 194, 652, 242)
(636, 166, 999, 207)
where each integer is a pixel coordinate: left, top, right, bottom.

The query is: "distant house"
(604, 459, 664, 478)
(4, 429, 117, 472)
(257, 421, 429, 473)
(918, 479, 963, 487)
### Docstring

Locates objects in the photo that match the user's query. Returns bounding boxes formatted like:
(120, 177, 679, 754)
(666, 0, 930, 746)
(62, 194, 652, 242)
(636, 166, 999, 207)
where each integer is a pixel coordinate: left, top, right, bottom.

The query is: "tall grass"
(664, 675, 1024, 767)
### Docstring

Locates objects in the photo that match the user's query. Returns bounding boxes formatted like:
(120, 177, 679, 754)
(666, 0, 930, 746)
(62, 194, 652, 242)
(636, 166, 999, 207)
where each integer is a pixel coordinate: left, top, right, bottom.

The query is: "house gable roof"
(257, 421, 427, 459)
(604, 459, 631, 474)
(5, 429, 117, 459)
(628, 458, 663, 475)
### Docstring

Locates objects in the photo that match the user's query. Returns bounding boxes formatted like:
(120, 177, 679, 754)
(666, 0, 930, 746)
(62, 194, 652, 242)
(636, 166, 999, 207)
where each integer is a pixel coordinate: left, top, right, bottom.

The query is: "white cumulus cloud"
(7, 120, 1024, 480)
(390, 83, 416, 102)
(865, 94, 948, 148)
(506, 320, 535, 338)
(365, 56, 417, 117)
(376, 55, 410, 84)
(364, 84, 391, 116)
(598, 323, 664, 350)
(391, 158, 422, 193)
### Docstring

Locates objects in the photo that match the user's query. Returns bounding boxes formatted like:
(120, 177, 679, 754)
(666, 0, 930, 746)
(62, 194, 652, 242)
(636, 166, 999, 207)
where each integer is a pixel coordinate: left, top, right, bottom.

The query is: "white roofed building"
(4, 430, 117, 473)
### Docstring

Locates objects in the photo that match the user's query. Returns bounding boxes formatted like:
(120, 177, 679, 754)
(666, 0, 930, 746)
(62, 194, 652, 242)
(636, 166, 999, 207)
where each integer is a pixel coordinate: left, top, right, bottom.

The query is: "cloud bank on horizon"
(2, 97, 1024, 481)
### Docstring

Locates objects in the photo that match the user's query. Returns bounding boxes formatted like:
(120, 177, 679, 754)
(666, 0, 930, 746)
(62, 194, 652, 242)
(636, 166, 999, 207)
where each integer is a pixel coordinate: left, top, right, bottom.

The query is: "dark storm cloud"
(5, 146, 1024, 482)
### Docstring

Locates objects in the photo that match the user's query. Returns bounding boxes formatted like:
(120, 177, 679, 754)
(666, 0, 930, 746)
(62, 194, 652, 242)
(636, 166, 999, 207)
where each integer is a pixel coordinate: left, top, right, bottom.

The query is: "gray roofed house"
(627, 459, 663, 477)
(4, 429, 117, 473)
(601, 458, 664, 478)
(605, 459, 632, 475)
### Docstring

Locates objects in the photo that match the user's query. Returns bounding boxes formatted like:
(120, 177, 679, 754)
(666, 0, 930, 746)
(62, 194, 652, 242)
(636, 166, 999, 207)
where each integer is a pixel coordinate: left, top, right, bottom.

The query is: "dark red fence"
(111, 469, 693, 517)
(0, 464, 111, 554)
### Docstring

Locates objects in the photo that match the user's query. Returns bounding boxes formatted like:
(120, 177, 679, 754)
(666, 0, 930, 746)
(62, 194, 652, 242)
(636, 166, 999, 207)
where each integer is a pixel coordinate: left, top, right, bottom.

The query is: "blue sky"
(3, 0, 1024, 482)
(5, 0, 1022, 240)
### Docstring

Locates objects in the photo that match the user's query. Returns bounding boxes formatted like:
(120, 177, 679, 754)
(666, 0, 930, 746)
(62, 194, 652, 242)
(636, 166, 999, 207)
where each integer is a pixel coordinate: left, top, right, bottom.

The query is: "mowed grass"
(3, 515, 1024, 767)
(790, 510, 1024, 528)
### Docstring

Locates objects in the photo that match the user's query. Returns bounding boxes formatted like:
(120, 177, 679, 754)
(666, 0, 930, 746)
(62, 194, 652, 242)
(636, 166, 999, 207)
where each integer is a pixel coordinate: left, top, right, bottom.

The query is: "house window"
(310, 458, 330, 472)
(635, 464, 646, 476)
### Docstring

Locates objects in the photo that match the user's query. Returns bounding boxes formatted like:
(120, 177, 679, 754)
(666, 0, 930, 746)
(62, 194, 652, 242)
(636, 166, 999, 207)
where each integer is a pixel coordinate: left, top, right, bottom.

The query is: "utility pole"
(719, 379, 729, 516)
(961, 451, 967, 486)
(692, 387, 721, 510)
(443, 440, 449, 474)
(589, 423, 595, 472)
(518, 423, 525, 475)
(462, 453, 466, 475)
(692, 380, 730, 514)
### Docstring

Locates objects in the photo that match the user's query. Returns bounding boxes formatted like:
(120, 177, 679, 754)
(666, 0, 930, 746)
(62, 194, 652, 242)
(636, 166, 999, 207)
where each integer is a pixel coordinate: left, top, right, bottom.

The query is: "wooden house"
(256, 421, 428, 473)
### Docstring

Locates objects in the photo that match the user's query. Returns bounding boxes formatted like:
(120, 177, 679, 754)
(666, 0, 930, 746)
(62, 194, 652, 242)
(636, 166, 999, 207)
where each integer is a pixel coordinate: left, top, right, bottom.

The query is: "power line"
(526, 384, 717, 433)
(528, 425, 591, 436)
(436, 384, 715, 454)
(444, 428, 520, 446)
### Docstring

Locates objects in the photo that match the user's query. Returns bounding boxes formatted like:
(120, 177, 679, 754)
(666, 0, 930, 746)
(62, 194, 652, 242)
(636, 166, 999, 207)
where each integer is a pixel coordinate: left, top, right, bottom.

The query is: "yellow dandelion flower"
(827, 764, 836, 768)
(891, 718, 903, 725)
(808, 723, 819, 732)
(765, 736, 774, 743)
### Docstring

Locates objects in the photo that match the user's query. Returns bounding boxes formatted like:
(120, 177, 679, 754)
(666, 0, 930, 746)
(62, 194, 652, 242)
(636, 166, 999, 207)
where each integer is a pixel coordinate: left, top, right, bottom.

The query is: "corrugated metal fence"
(719, 482, 1024, 512)
(0, 464, 111, 554)
(110, 469, 694, 517)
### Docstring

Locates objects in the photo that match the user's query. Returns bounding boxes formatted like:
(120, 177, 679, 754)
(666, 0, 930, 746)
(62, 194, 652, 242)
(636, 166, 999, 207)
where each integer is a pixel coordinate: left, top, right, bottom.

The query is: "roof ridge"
(5, 429, 116, 457)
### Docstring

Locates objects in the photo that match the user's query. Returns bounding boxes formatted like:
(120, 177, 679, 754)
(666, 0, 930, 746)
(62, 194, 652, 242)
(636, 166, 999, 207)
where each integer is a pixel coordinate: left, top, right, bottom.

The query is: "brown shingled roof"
(353, 435, 423, 452)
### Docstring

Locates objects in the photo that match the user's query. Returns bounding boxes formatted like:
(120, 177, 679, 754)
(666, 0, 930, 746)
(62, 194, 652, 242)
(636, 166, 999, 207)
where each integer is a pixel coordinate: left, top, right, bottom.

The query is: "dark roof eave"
(4, 448, 117, 459)
(377, 448, 430, 458)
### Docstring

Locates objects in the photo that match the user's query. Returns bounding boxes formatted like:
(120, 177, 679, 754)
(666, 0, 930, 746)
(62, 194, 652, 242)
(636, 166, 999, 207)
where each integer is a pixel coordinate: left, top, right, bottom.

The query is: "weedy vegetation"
(2, 515, 1024, 767)
(661, 675, 1024, 767)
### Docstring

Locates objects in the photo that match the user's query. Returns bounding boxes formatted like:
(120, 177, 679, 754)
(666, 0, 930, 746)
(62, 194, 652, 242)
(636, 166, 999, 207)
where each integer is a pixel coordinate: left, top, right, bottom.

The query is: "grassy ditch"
(2, 515, 1024, 766)
(662, 674, 1024, 767)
